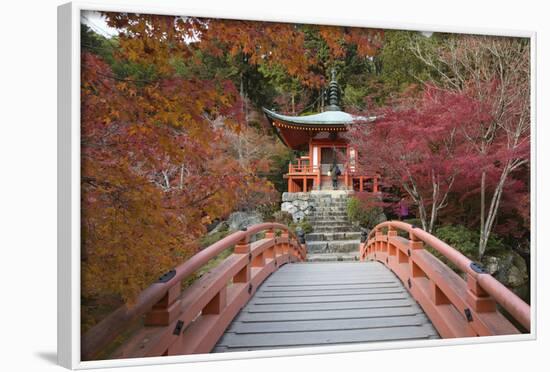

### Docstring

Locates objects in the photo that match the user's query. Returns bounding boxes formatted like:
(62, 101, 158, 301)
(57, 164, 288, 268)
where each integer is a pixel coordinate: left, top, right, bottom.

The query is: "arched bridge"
(82, 222, 530, 360)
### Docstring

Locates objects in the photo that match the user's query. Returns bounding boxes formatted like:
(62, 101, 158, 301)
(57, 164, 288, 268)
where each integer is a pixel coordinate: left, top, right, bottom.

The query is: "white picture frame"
(58, 1, 537, 369)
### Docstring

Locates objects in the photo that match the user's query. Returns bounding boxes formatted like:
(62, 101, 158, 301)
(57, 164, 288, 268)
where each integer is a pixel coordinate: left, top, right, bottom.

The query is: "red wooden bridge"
(82, 222, 530, 360)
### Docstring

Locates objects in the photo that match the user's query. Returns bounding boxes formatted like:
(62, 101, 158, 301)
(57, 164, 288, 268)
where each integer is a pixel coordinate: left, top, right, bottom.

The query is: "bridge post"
(281, 230, 289, 255)
(233, 235, 251, 283)
(386, 226, 397, 256)
(263, 228, 276, 261)
(408, 233, 426, 279)
(144, 281, 182, 326)
(466, 274, 496, 312)
(408, 231, 424, 251)
(373, 229, 383, 256)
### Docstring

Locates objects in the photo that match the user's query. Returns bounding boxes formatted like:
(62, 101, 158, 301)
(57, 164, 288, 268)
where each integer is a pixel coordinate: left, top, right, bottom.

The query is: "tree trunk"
(478, 170, 486, 259)
(479, 162, 512, 258)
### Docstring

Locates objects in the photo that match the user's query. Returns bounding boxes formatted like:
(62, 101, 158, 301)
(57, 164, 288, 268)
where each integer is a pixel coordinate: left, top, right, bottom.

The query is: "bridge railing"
(82, 223, 306, 361)
(360, 221, 530, 338)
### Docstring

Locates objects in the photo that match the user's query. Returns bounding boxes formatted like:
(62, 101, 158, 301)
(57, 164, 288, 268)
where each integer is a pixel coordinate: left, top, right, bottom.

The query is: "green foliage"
(435, 225, 503, 260)
(378, 31, 431, 90)
(81, 24, 159, 83)
(262, 147, 295, 194)
(272, 211, 294, 226)
(199, 224, 232, 249)
(347, 197, 384, 229)
(292, 218, 313, 234)
(256, 202, 281, 222)
(360, 30, 445, 105)
(342, 84, 370, 110)
(81, 24, 117, 65)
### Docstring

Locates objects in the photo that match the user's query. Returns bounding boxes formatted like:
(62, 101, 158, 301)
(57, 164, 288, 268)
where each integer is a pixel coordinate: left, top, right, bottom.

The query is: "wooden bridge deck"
(214, 261, 439, 352)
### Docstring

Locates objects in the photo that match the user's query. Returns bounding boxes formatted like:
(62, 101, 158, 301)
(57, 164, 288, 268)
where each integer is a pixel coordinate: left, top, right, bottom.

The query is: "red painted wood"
(361, 221, 530, 336)
(82, 223, 306, 360)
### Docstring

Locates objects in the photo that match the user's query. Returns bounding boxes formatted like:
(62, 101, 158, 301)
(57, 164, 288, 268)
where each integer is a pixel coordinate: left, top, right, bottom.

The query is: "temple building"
(263, 70, 380, 193)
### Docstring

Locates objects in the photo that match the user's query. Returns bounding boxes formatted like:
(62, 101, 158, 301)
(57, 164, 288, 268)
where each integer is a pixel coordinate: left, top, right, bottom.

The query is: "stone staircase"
(304, 192, 362, 262)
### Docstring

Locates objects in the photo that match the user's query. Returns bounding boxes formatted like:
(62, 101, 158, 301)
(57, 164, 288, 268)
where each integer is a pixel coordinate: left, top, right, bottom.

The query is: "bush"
(347, 196, 384, 229)
(291, 218, 313, 234)
(256, 202, 280, 222)
(272, 210, 294, 226)
(199, 226, 232, 249)
(434, 225, 503, 260)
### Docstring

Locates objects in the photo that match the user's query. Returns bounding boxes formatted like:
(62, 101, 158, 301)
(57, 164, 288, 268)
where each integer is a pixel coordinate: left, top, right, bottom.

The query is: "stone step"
(306, 252, 360, 262)
(313, 227, 360, 233)
(309, 214, 348, 221)
(310, 218, 350, 223)
(305, 232, 362, 241)
(312, 210, 348, 214)
(312, 222, 352, 228)
(306, 239, 361, 253)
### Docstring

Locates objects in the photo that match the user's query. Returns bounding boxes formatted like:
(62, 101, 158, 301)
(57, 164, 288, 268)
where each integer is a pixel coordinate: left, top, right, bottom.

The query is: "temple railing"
(360, 221, 530, 337)
(82, 223, 306, 360)
(288, 163, 313, 173)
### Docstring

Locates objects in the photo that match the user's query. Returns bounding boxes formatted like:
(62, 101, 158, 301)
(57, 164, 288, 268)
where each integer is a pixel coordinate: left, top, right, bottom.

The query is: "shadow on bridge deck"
(214, 261, 439, 352)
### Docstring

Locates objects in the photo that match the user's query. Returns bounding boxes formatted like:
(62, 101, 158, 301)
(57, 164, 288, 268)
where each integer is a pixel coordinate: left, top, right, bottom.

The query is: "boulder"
(294, 199, 309, 211)
(293, 211, 305, 222)
(227, 211, 263, 231)
(207, 221, 229, 235)
(482, 250, 528, 288)
(281, 202, 294, 213)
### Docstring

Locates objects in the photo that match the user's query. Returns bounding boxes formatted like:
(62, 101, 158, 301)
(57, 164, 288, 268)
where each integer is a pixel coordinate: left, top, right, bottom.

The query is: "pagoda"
(263, 70, 380, 193)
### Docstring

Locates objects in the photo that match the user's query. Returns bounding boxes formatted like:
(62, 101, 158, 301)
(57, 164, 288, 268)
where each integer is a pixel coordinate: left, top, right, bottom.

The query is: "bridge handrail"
(364, 221, 530, 334)
(82, 222, 306, 360)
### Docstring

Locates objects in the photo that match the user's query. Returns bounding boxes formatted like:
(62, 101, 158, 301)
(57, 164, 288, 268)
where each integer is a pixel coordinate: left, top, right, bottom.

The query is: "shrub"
(256, 202, 280, 222)
(292, 218, 313, 234)
(434, 225, 503, 260)
(347, 196, 384, 229)
(199, 225, 232, 249)
(272, 210, 294, 226)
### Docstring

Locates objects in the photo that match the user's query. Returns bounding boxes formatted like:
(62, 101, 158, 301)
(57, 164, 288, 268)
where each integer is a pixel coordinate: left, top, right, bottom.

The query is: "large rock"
(207, 220, 229, 235)
(227, 211, 263, 231)
(482, 250, 528, 288)
(281, 202, 294, 213)
(293, 211, 305, 222)
(294, 199, 309, 211)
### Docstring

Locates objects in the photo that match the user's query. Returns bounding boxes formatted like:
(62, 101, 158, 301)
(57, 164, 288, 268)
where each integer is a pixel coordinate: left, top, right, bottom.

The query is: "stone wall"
(280, 192, 316, 222)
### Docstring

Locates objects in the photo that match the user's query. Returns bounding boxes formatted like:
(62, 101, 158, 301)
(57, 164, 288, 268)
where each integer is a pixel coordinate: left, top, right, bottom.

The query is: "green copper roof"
(262, 107, 373, 126)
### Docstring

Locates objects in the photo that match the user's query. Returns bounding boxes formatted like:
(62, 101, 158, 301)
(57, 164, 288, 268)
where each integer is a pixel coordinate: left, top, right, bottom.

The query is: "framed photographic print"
(58, 1, 536, 369)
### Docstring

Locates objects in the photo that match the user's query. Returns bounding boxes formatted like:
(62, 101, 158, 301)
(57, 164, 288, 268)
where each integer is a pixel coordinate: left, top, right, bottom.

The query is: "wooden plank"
(245, 299, 415, 313)
(251, 293, 409, 305)
(235, 305, 423, 322)
(214, 261, 439, 352)
(264, 280, 397, 288)
(217, 325, 438, 348)
(256, 285, 405, 301)
(227, 314, 430, 333)
(265, 279, 397, 286)
(258, 282, 401, 294)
